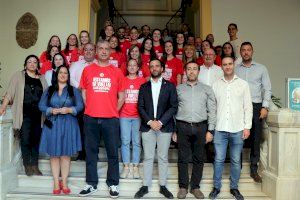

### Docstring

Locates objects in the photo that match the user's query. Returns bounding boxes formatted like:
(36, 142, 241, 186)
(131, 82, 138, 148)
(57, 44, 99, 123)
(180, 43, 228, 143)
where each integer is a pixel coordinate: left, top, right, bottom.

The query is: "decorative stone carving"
(16, 12, 38, 49)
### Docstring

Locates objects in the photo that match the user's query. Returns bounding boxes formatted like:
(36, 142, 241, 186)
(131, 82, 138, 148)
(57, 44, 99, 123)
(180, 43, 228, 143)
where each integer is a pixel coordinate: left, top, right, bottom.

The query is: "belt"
(177, 120, 207, 126)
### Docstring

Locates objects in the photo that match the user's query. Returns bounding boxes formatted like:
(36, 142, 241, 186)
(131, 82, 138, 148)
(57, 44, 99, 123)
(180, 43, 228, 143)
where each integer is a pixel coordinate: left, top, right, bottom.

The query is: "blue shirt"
(235, 61, 272, 108)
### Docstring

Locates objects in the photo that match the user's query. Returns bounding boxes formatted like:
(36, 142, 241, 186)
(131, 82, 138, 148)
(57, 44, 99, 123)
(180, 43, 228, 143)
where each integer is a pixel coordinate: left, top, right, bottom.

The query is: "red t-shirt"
(39, 51, 48, 63)
(119, 40, 131, 57)
(120, 77, 146, 118)
(141, 53, 151, 66)
(109, 52, 126, 68)
(162, 57, 184, 85)
(175, 48, 184, 60)
(64, 48, 79, 65)
(40, 61, 52, 75)
(79, 63, 125, 118)
(120, 63, 151, 79)
(196, 55, 222, 67)
(153, 45, 164, 60)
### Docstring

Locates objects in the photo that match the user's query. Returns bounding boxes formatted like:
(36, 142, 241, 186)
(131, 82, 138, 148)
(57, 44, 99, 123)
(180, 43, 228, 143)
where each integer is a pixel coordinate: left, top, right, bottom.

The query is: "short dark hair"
(221, 55, 235, 62)
(149, 58, 165, 71)
(241, 41, 253, 50)
(24, 55, 40, 75)
(184, 61, 200, 71)
(228, 23, 238, 29)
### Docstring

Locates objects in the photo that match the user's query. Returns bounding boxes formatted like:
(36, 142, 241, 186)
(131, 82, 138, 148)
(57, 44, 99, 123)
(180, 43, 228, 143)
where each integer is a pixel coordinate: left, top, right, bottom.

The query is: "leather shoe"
(209, 187, 220, 199)
(32, 165, 43, 176)
(134, 186, 148, 199)
(190, 188, 204, 199)
(230, 189, 244, 200)
(160, 186, 173, 199)
(24, 165, 33, 176)
(177, 188, 188, 199)
(250, 173, 262, 183)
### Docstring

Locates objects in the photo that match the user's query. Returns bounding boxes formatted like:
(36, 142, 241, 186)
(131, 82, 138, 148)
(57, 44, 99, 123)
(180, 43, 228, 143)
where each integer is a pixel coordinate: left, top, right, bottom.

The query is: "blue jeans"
(213, 130, 244, 189)
(120, 118, 141, 165)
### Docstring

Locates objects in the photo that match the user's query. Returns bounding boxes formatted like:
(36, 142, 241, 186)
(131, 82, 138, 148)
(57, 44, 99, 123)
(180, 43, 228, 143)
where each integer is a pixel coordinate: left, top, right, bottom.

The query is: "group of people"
(0, 22, 272, 200)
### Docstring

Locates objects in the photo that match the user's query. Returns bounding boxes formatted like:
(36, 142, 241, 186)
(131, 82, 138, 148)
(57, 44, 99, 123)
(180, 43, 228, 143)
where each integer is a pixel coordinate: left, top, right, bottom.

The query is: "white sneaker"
(120, 167, 130, 179)
(109, 185, 119, 198)
(133, 166, 141, 179)
(78, 184, 97, 197)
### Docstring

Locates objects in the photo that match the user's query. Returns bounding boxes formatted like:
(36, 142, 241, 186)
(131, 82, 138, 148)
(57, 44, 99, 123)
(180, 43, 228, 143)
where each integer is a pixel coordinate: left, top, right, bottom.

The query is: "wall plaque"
(16, 12, 38, 49)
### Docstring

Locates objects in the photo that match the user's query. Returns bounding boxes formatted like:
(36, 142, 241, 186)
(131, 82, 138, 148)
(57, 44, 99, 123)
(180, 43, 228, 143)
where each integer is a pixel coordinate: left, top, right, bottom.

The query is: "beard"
(151, 71, 162, 78)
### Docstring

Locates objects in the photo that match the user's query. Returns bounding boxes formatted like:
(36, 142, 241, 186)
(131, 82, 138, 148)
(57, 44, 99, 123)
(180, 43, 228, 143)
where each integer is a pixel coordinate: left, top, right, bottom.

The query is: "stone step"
(7, 186, 270, 200)
(35, 159, 252, 177)
(40, 148, 251, 163)
(17, 174, 262, 192)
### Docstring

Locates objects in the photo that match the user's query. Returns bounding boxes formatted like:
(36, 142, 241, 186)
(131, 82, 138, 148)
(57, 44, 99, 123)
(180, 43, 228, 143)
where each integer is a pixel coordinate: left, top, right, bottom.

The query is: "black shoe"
(134, 186, 148, 199)
(250, 172, 262, 183)
(79, 185, 97, 197)
(109, 185, 119, 198)
(230, 189, 244, 200)
(209, 187, 220, 199)
(160, 186, 174, 199)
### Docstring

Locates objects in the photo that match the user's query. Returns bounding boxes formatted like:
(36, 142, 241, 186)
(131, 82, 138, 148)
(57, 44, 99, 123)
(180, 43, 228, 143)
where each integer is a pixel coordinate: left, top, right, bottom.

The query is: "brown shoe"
(24, 165, 33, 176)
(250, 173, 262, 183)
(32, 165, 43, 176)
(190, 188, 204, 199)
(177, 188, 188, 199)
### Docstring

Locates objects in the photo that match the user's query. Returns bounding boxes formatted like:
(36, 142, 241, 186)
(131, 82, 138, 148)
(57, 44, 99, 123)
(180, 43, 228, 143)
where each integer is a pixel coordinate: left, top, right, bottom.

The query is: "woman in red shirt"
(175, 33, 185, 60)
(39, 35, 62, 63)
(162, 41, 184, 85)
(119, 59, 146, 179)
(109, 35, 126, 68)
(152, 29, 164, 60)
(130, 26, 141, 48)
(140, 37, 156, 67)
(78, 30, 91, 60)
(40, 46, 60, 75)
(121, 45, 150, 79)
(63, 34, 79, 65)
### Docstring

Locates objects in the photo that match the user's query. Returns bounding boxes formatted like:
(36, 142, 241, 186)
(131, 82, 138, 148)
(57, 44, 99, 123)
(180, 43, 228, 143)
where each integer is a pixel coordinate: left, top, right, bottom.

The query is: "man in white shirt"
(70, 43, 97, 88)
(198, 48, 223, 87)
(209, 56, 253, 200)
(69, 43, 96, 160)
(228, 23, 242, 59)
(135, 58, 178, 199)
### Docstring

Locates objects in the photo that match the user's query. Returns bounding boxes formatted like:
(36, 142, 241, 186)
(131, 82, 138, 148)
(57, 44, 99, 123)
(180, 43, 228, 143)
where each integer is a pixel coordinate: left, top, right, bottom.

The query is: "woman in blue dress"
(39, 65, 83, 195)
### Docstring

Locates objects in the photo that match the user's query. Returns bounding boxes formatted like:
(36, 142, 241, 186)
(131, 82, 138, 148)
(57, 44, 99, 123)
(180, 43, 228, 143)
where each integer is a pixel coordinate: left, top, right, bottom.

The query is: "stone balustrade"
(263, 109, 300, 200)
(0, 107, 21, 200)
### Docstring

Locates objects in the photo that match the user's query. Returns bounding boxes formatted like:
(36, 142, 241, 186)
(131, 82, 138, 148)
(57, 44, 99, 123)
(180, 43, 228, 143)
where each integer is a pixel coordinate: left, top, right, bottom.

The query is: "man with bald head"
(198, 48, 223, 87)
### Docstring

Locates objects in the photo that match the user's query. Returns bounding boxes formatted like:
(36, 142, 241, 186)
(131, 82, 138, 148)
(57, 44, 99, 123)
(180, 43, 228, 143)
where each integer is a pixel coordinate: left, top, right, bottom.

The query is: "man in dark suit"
(134, 58, 178, 199)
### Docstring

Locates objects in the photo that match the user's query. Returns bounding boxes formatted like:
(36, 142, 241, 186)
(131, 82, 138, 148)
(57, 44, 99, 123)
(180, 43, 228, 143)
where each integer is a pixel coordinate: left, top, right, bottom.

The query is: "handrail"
(165, 6, 183, 28)
(113, 7, 129, 26)
(107, 0, 129, 26)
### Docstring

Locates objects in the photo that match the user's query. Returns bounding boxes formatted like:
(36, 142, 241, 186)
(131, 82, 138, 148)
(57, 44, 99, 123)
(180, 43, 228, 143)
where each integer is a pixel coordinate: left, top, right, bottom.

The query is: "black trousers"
(84, 115, 120, 187)
(177, 120, 207, 190)
(20, 116, 41, 166)
(249, 103, 262, 174)
(77, 111, 86, 159)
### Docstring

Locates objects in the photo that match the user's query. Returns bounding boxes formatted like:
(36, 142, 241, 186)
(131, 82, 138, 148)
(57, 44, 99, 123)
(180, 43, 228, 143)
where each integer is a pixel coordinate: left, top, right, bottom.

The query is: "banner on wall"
(287, 78, 300, 110)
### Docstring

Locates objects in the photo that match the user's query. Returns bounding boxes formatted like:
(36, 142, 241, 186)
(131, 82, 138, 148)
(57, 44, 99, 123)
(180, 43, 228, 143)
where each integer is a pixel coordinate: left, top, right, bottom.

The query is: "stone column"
(263, 109, 300, 200)
(0, 107, 21, 200)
